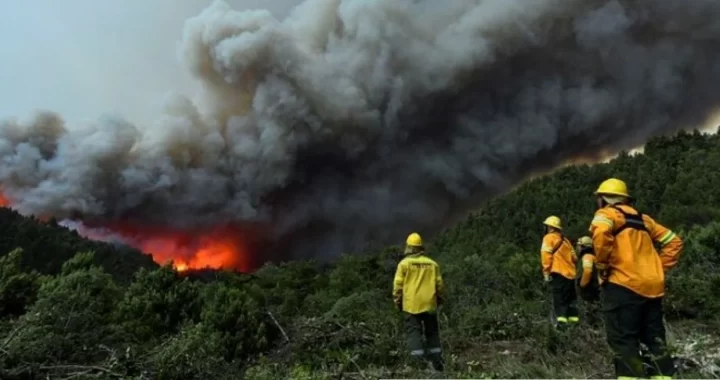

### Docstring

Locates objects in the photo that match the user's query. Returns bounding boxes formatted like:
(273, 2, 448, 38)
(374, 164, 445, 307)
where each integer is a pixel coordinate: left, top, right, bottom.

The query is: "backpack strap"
(610, 205, 649, 237)
(549, 234, 569, 254)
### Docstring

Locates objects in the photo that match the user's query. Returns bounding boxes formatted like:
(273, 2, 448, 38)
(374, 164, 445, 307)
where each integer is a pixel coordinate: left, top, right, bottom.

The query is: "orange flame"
(87, 222, 259, 273)
(0, 191, 261, 273)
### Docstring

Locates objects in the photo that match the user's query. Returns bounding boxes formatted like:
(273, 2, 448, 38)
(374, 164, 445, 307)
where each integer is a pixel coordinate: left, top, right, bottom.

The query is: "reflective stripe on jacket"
(541, 232, 577, 280)
(392, 253, 444, 314)
(589, 204, 683, 298)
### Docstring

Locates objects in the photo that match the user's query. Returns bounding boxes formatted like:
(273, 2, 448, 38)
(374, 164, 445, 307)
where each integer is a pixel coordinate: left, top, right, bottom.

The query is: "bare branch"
(1, 323, 25, 349)
(346, 354, 369, 380)
(266, 311, 289, 343)
(39, 364, 123, 378)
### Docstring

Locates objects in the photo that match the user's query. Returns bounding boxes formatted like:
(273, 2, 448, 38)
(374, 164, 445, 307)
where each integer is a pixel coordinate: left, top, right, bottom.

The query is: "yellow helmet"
(406, 232, 423, 247)
(578, 236, 592, 247)
(594, 178, 630, 197)
(543, 216, 562, 230)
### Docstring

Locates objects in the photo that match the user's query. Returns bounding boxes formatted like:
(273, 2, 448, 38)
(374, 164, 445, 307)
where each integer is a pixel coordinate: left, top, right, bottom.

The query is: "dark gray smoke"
(1, 0, 720, 262)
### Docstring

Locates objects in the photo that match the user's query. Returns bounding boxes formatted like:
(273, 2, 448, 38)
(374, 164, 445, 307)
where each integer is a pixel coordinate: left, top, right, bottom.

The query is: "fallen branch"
(39, 364, 123, 378)
(334, 360, 350, 380)
(60, 368, 94, 380)
(266, 311, 290, 343)
(1, 324, 25, 349)
(346, 354, 369, 380)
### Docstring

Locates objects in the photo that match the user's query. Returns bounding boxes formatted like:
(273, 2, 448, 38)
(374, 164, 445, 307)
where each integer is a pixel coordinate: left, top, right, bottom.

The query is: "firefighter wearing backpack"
(589, 178, 683, 379)
(393, 232, 445, 372)
(540, 216, 579, 325)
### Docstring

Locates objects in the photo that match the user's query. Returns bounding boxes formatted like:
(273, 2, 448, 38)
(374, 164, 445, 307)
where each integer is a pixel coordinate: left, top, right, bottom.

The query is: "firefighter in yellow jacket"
(540, 216, 579, 326)
(589, 178, 683, 379)
(393, 232, 445, 372)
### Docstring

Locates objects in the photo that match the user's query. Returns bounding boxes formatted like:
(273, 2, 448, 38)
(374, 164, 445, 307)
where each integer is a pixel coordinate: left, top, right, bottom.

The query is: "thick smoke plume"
(2, 0, 720, 266)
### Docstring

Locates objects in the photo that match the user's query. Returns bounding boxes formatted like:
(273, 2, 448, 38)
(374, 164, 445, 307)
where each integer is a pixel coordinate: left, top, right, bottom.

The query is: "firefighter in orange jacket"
(589, 178, 683, 379)
(576, 236, 601, 300)
(540, 216, 579, 326)
(575, 236, 601, 327)
(393, 232, 445, 372)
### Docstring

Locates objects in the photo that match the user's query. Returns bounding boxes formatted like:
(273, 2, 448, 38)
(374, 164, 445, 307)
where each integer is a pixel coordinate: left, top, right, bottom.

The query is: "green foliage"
(0, 208, 157, 283)
(146, 322, 237, 380)
(117, 264, 203, 344)
(664, 222, 720, 319)
(3, 252, 122, 367)
(0, 248, 44, 318)
(2, 130, 720, 378)
(200, 283, 275, 360)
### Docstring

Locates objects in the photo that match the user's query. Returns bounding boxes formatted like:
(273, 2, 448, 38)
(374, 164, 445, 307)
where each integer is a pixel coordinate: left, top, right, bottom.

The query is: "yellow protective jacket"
(540, 232, 577, 280)
(589, 204, 683, 298)
(392, 253, 444, 314)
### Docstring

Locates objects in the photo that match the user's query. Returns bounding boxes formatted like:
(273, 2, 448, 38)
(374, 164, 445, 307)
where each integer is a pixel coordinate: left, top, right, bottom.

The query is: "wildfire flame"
(89, 222, 257, 273)
(0, 191, 257, 273)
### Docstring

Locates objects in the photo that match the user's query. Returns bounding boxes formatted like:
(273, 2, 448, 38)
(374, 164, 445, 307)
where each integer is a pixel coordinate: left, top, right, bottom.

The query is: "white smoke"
(2, 0, 720, 261)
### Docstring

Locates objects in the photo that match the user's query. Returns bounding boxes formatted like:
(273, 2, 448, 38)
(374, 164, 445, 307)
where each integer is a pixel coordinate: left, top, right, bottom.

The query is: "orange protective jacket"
(579, 252, 596, 288)
(540, 232, 577, 280)
(589, 203, 683, 298)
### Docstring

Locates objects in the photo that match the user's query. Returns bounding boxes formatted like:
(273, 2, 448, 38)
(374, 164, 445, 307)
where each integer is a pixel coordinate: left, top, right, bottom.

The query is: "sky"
(0, 0, 300, 126)
(2, 0, 719, 133)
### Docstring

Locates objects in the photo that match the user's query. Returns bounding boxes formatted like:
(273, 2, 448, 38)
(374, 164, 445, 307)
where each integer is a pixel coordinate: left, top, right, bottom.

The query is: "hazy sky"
(3, 0, 719, 133)
(0, 0, 299, 126)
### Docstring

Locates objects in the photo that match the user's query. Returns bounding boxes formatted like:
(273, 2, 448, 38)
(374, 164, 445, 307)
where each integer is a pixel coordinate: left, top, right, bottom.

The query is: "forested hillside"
(0, 209, 158, 283)
(1, 130, 720, 379)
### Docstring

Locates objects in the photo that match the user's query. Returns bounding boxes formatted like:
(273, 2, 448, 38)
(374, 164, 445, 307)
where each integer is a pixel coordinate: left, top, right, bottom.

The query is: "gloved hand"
(544, 274, 552, 284)
(598, 268, 609, 282)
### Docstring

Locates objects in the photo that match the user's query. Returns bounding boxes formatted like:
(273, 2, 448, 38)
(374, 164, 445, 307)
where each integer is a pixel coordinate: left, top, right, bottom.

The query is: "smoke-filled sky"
(2, 0, 720, 264)
(0, 0, 297, 125)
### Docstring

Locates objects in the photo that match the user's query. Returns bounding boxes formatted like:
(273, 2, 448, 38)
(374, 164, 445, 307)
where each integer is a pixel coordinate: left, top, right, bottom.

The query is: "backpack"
(609, 204, 661, 254)
(609, 205, 651, 237)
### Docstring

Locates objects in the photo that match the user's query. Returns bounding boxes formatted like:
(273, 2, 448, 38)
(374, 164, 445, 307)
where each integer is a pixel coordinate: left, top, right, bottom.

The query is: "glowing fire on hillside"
(0, 192, 257, 273)
(83, 222, 257, 273)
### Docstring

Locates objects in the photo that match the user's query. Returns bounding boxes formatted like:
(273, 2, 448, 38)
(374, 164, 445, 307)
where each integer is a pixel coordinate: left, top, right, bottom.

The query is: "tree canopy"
(0, 208, 157, 283)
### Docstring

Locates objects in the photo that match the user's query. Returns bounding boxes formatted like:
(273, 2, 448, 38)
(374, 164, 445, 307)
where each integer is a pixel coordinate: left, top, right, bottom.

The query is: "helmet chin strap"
(602, 195, 626, 205)
(545, 226, 559, 234)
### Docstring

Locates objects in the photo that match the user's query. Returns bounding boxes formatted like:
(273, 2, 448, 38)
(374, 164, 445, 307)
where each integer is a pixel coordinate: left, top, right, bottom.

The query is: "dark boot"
(409, 353, 427, 370)
(428, 352, 444, 372)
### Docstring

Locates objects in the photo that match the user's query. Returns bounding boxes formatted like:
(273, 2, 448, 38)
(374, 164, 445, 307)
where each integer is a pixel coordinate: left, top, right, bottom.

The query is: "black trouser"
(404, 312, 443, 371)
(603, 283, 675, 378)
(578, 282, 602, 327)
(583, 295, 603, 328)
(551, 274, 579, 323)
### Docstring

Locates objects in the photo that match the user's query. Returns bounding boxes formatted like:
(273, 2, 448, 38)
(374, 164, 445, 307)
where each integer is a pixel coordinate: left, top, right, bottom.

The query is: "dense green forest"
(1, 130, 720, 379)
(0, 210, 158, 283)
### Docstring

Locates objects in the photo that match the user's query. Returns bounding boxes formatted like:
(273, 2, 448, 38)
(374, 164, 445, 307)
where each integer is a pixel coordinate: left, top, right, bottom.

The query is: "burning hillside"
(2, 0, 720, 271)
(0, 194, 256, 271)
(61, 220, 260, 272)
